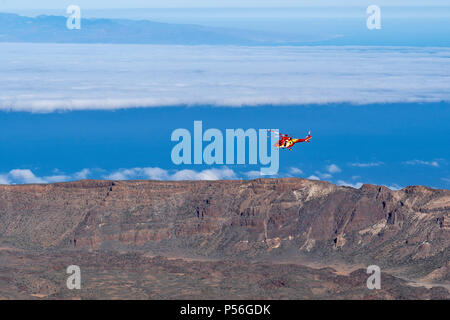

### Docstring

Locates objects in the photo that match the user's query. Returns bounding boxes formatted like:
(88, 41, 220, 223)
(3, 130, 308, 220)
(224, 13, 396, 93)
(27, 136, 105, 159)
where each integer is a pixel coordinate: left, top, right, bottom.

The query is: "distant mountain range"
(1, 11, 450, 46)
(0, 12, 313, 45)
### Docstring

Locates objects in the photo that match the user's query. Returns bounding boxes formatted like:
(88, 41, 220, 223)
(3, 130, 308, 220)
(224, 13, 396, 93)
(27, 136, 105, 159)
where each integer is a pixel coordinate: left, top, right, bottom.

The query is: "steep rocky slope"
(0, 178, 448, 299)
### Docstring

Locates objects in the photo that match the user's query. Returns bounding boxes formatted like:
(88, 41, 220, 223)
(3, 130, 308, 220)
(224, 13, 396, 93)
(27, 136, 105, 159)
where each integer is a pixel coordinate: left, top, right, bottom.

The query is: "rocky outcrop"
(0, 178, 448, 298)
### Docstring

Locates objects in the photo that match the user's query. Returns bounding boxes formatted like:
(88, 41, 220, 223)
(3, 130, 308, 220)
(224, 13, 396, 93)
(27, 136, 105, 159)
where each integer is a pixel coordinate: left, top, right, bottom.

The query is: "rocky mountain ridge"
(0, 178, 448, 299)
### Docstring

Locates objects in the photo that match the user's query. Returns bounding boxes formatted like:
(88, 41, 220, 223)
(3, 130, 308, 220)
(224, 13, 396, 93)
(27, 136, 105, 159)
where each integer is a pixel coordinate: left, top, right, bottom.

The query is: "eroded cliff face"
(0, 178, 448, 281)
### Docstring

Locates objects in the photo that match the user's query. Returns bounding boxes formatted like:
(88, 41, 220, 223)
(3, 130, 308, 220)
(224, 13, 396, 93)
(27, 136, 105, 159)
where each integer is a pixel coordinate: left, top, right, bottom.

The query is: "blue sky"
(0, 2, 449, 188)
(1, 104, 449, 188)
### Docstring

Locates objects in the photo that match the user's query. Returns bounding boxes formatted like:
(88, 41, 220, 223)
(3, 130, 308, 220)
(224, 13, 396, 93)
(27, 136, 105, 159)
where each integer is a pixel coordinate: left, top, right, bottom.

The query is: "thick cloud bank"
(1, 43, 449, 112)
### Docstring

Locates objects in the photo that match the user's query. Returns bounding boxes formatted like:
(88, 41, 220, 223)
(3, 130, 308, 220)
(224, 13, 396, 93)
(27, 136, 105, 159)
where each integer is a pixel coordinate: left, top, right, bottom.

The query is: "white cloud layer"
(0, 169, 91, 184)
(350, 162, 384, 167)
(105, 167, 170, 180)
(337, 180, 363, 189)
(315, 171, 332, 179)
(337, 179, 402, 190)
(104, 166, 237, 181)
(326, 164, 341, 173)
(384, 184, 402, 191)
(0, 175, 11, 185)
(243, 170, 263, 179)
(8, 169, 47, 184)
(289, 167, 304, 175)
(0, 166, 406, 191)
(0, 167, 239, 184)
(74, 168, 91, 180)
(1, 44, 450, 112)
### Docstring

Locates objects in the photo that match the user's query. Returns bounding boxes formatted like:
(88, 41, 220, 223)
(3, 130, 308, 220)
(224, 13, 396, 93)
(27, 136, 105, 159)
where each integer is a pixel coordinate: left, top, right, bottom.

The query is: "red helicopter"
(270, 130, 311, 151)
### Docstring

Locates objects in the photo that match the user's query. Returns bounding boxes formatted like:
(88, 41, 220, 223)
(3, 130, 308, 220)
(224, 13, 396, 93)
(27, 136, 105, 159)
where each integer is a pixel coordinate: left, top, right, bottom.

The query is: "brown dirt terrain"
(0, 178, 448, 299)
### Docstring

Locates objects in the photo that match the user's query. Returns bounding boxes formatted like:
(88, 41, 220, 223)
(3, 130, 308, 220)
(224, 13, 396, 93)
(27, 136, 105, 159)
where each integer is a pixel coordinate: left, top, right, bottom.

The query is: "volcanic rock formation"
(0, 178, 448, 299)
